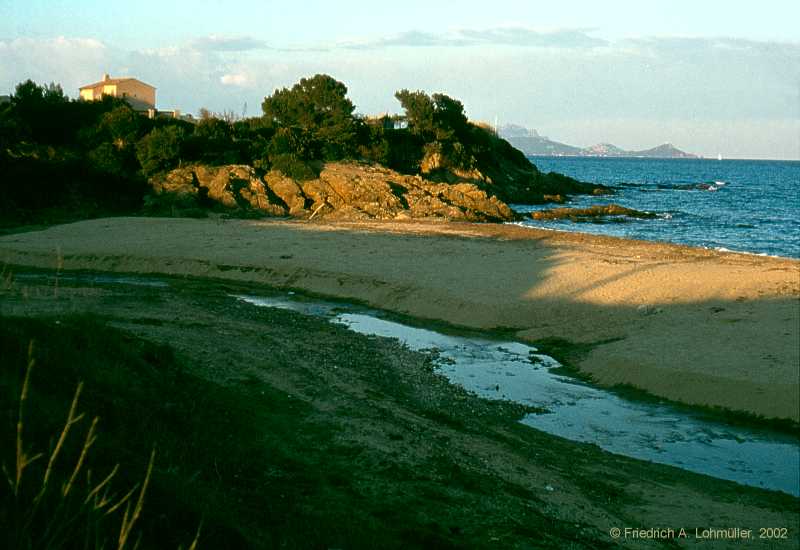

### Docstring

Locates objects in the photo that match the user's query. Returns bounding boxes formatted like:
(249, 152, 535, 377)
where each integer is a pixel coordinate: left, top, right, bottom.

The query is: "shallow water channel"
(237, 293, 800, 497)
(13, 269, 798, 496)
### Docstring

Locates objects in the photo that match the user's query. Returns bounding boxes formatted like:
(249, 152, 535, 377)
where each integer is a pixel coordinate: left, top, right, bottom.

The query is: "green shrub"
(261, 74, 358, 161)
(270, 153, 318, 180)
(136, 126, 186, 176)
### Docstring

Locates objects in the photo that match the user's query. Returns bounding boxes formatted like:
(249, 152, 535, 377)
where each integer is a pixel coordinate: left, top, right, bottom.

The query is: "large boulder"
(149, 167, 197, 197)
(299, 164, 405, 220)
(150, 165, 287, 216)
(193, 165, 286, 216)
(531, 204, 657, 223)
(262, 172, 309, 216)
(401, 179, 512, 222)
(279, 163, 514, 222)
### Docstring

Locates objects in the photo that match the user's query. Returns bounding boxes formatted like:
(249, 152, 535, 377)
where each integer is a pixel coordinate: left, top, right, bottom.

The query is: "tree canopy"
(261, 74, 357, 160)
(393, 89, 477, 172)
(394, 89, 469, 143)
(136, 126, 186, 176)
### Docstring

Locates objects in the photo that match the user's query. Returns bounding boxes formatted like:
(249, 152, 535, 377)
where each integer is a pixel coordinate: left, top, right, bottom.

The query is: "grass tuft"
(2, 339, 157, 549)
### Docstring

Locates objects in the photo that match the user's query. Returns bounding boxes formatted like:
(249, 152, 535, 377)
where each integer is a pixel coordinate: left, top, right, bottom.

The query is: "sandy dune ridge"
(1, 217, 798, 420)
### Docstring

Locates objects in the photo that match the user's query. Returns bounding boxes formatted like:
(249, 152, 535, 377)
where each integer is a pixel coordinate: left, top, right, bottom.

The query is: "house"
(364, 113, 407, 130)
(151, 109, 196, 124)
(79, 74, 156, 112)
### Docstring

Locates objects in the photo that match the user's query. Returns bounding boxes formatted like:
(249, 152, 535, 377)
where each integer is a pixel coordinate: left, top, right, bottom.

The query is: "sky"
(1, 1, 799, 159)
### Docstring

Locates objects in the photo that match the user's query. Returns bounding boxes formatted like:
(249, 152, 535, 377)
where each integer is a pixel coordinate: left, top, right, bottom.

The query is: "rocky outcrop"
(149, 164, 287, 216)
(415, 136, 613, 205)
(262, 173, 309, 216)
(531, 204, 658, 223)
(300, 163, 513, 222)
(149, 162, 515, 222)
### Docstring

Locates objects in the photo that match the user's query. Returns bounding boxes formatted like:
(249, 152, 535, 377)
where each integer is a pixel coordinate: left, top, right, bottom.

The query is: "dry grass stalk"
(12, 341, 44, 496)
(83, 464, 120, 506)
(3, 338, 199, 549)
(38, 382, 86, 499)
(63, 416, 99, 497)
(180, 521, 203, 550)
(117, 449, 155, 550)
(2, 339, 164, 549)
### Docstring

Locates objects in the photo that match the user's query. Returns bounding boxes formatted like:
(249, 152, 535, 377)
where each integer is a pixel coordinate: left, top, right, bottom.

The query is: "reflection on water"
(14, 272, 169, 287)
(238, 293, 800, 496)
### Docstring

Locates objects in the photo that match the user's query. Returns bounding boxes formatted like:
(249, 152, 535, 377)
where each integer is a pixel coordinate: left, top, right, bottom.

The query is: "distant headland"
(499, 124, 698, 158)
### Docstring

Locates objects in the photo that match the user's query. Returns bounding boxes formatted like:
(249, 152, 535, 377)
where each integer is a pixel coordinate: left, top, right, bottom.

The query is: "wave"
(654, 182, 725, 191)
(618, 181, 728, 192)
(711, 246, 777, 258)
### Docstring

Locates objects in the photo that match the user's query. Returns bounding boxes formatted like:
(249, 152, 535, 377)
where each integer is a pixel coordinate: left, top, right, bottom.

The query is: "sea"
(513, 157, 800, 259)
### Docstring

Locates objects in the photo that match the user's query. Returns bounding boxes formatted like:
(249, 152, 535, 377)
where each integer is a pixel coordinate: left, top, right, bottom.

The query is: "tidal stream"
(13, 269, 797, 496)
(238, 293, 800, 497)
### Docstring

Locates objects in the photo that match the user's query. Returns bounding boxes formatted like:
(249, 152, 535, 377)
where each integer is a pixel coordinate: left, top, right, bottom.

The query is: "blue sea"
(514, 157, 800, 258)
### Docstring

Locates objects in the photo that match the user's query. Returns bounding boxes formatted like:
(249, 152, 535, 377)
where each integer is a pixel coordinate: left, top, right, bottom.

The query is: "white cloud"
(0, 31, 796, 158)
(52, 36, 106, 50)
(339, 27, 607, 50)
(220, 73, 250, 86)
(190, 36, 268, 52)
(0, 36, 110, 95)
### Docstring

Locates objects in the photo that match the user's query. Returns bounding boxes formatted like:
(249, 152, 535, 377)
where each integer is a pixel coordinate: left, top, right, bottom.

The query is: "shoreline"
(504, 220, 799, 261)
(528, 155, 800, 163)
(8, 265, 799, 436)
(1, 216, 798, 421)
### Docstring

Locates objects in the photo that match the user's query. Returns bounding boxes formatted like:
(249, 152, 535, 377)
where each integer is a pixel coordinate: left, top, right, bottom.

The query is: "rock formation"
(149, 162, 516, 222)
(414, 140, 612, 205)
(531, 204, 657, 223)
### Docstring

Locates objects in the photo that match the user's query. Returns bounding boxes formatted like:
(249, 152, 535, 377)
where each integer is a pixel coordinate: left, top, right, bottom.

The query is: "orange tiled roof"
(79, 77, 156, 90)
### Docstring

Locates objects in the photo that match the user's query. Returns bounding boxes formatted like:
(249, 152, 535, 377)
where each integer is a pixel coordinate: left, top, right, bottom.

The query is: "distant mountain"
(581, 143, 629, 156)
(498, 123, 535, 138)
(498, 125, 698, 158)
(497, 126, 583, 156)
(630, 143, 697, 158)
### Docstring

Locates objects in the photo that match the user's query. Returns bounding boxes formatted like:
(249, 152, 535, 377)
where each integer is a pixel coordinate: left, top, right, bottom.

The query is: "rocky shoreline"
(530, 204, 658, 223)
(148, 161, 612, 222)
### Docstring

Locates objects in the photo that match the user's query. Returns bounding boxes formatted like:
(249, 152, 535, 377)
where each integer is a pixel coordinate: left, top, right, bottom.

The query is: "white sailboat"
(717, 152, 723, 161)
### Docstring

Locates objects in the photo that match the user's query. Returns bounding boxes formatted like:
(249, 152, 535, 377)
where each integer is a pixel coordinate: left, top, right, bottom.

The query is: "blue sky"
(2, 1, 799, 159)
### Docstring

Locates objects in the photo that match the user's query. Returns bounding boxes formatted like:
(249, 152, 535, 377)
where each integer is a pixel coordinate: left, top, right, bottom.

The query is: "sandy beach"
(1, 216, 798, 421)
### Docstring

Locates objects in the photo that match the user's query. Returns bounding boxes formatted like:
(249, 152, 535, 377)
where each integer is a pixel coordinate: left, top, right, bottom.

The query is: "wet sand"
(1, 216, 798, 420)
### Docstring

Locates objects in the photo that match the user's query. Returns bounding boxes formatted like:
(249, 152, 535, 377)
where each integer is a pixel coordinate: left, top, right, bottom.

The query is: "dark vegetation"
(1, 312, 432, 549)
(1, 74, 599, 227)
(0, 316, 245, 548)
